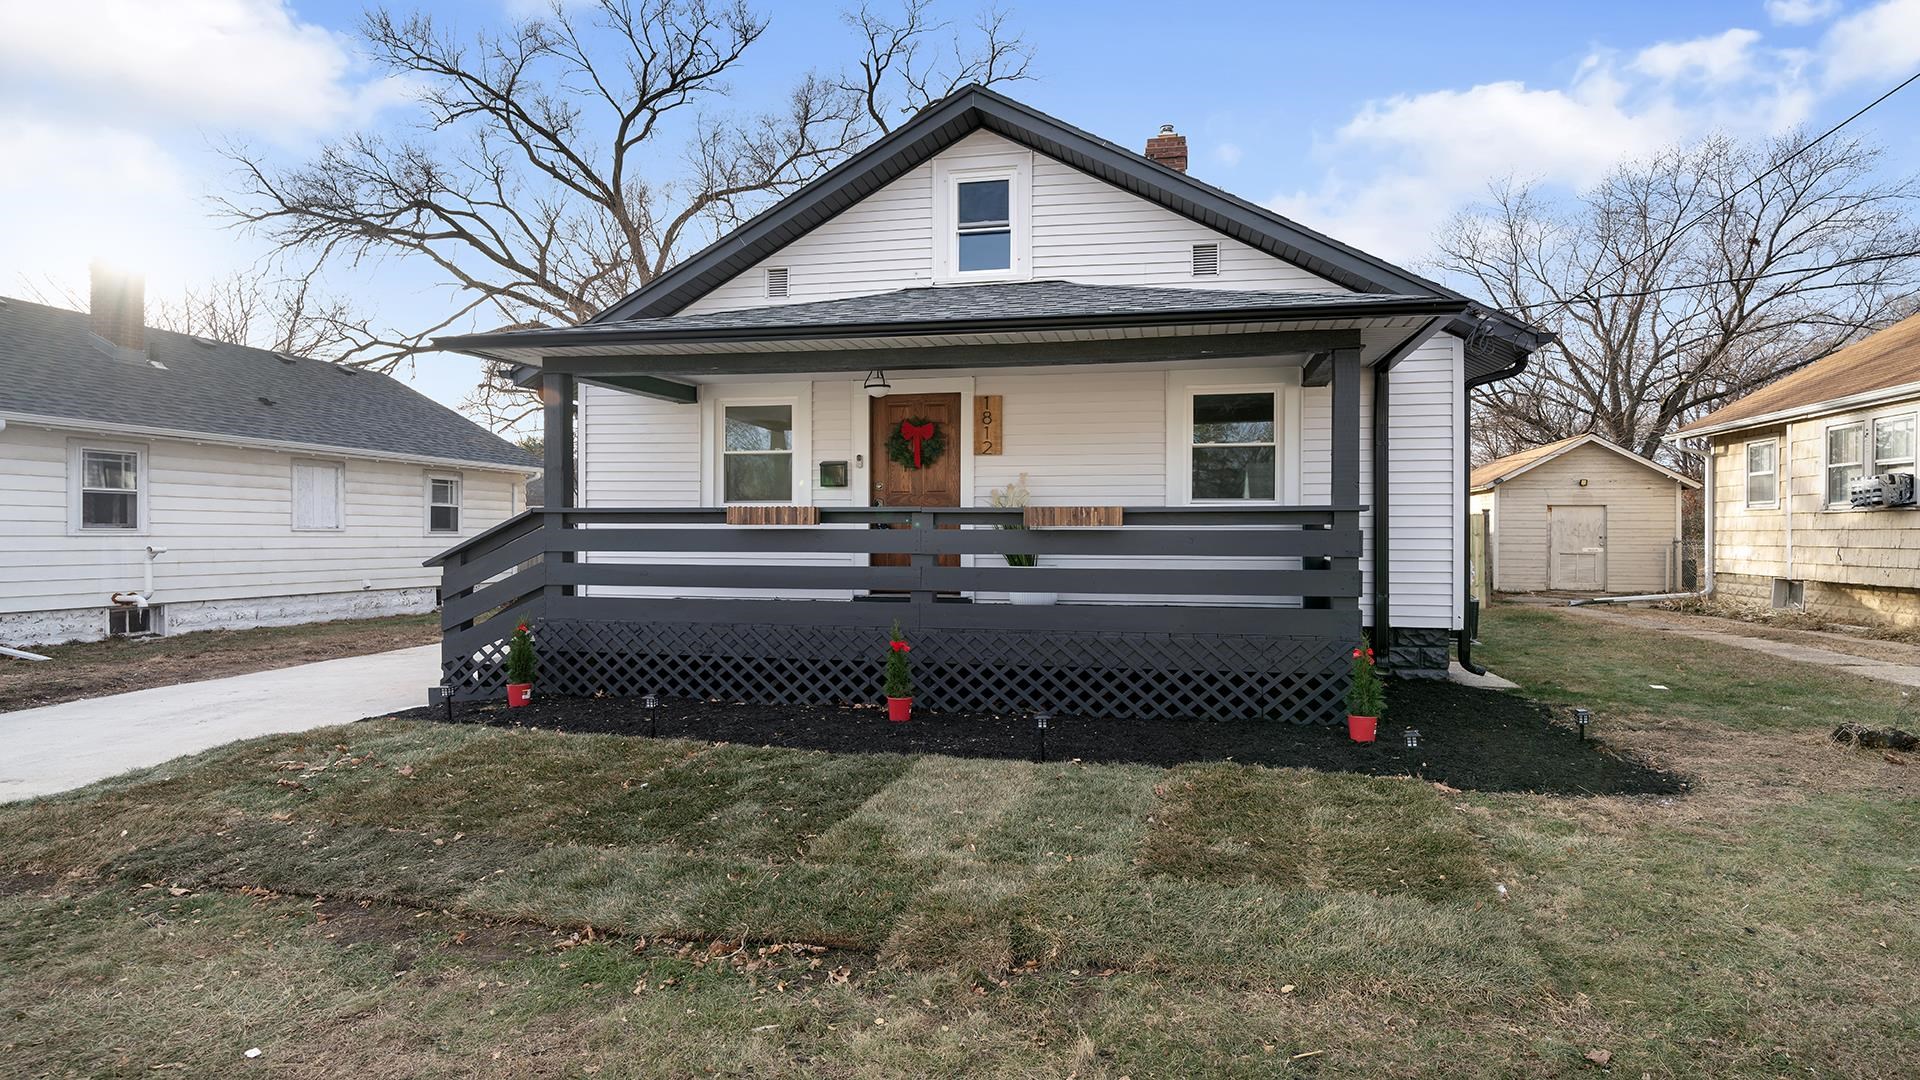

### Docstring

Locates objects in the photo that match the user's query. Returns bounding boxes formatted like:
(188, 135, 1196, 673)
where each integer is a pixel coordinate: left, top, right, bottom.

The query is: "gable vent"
(766, 267, 789, 298)
(1191, 242, 1220, 277)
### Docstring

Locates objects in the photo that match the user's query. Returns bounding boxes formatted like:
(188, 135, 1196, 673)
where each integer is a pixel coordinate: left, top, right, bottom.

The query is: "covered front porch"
(432, 282, 1466, 722)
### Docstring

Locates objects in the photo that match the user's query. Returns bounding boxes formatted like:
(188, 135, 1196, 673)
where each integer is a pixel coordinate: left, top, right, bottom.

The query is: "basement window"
(109, 605, 162, 637)
(1771, 578, 1805, 611)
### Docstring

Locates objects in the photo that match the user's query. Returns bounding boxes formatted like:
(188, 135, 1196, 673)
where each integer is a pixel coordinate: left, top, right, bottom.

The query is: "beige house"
(1471, 434, 1697, 595)
(1673, 313, 1920, 626)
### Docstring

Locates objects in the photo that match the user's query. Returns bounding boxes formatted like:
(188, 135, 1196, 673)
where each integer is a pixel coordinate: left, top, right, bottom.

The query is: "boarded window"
(293, 461, 343, 530)
(723, 404, 794, 502)
(1191, 392, 1276, 500)
(80, 449, 139, 529)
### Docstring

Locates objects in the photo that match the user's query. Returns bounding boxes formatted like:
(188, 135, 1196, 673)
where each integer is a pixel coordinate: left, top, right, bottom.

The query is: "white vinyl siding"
(292, 460, 344, 530)
(1, 422, 521, 618)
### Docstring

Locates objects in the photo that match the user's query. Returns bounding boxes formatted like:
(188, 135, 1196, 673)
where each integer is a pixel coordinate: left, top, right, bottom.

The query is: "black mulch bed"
(391, 678, 1687, 797)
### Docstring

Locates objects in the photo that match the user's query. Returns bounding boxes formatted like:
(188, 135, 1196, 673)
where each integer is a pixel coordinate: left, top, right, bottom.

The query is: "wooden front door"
(871, 392, 962, 570)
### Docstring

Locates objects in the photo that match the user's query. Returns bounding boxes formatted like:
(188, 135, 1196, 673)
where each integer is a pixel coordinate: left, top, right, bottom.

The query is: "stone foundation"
(0, 588, 438, 646)
(1715, 572, 1920, 629)
(1386, 626, 1451, 678)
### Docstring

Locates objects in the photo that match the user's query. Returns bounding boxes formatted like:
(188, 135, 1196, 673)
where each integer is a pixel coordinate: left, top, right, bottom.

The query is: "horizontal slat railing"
(432, 504, 1365, 648)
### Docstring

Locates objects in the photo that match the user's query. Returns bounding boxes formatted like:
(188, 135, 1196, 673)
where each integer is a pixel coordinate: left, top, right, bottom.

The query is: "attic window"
(766, 267, 789, 298)
(1192, 242, 1220, 277)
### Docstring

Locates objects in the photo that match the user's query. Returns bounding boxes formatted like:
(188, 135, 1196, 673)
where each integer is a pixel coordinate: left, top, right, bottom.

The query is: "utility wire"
(1563, 66, 1920, 306)
(1579, 248, 1920, 301)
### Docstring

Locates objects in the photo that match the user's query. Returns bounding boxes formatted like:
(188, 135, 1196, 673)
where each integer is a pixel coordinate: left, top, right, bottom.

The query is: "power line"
(1580, 248, 1920, 302)
(1567, 66, 1920, 305)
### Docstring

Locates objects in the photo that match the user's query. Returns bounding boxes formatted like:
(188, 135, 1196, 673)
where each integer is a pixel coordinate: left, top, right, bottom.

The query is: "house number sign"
(974, 395, 1003, 455)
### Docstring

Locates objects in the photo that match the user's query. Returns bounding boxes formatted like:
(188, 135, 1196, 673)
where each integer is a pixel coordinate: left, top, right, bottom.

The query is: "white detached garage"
(1471, 435, 1698, 595)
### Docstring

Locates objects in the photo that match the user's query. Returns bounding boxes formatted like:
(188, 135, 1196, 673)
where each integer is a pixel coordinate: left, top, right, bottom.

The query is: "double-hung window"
(1190, 392, 1277, 500)
(80, 448, 140, 529)
(954, 178, 1012, 273)
(1873, 414, 1915, 474)
(428, 476, 462, 533)
(1744, 440, 1778, 508)
(1826, 422, 1865, 507)
(722, 404, 795, 502)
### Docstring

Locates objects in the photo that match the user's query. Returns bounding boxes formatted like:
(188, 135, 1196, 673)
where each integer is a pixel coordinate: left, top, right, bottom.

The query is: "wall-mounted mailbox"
(819, 460, 849, 488)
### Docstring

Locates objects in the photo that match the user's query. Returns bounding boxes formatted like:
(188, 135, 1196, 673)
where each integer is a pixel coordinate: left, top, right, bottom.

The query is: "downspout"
(1459, 353, 1532, 676)
(1371, 364, 1391, 664)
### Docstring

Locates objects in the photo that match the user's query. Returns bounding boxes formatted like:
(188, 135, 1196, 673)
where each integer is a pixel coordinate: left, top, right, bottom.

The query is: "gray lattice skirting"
(444, 618, 1353, 724)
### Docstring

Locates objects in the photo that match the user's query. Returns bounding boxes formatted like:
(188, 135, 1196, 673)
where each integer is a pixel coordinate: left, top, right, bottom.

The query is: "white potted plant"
(989, 474, 1057, 606)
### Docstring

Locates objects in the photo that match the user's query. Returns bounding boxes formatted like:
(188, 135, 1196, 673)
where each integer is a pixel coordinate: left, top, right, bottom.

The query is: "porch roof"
(437, 280, 1467, 373)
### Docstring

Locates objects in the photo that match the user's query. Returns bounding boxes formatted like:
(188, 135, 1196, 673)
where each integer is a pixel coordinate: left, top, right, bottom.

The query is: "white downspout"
(110, 546, 167, 607)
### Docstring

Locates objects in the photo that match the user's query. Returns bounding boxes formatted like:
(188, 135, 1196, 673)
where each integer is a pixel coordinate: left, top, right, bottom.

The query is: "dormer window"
(956, 179, 1012, 272)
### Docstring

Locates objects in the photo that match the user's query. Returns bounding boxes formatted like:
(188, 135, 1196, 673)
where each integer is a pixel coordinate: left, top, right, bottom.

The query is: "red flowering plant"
(505, 621, 537, 686)
(884, 620, 913, 700)
(1346, 633, 1384, 718)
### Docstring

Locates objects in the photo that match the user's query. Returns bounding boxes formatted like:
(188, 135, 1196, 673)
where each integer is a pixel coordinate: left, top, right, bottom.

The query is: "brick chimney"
(1145, 123, 1188, 172)
(89, 261, 146, 351)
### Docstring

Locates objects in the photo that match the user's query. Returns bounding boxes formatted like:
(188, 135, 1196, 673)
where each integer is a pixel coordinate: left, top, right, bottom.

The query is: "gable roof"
(1471, 433, 1698, 492)
(588, 84, 1547, 385)
(0, 296, 537, 470)
(1673, 313, 1920, 437)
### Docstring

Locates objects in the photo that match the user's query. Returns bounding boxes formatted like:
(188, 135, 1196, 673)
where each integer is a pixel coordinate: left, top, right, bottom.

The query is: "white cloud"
(1633, 28, 1764, 84)
(1215, 142, 1244, 168)
(0, 0, 399, 134)
(1821, 0, 1920, 85)
(1265, 25, 1830, 263)
(1766, 0, 1841, 25)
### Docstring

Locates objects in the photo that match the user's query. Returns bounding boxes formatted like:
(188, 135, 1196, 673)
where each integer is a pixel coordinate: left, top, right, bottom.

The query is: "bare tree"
(1438, 132, 1920, 465)
(219, 0, 1033, 429)
(150, 268, 363, 358)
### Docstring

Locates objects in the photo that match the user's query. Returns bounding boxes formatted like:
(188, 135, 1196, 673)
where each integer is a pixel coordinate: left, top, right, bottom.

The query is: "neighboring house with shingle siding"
(1671, 313, 1920, 626)
(0, 267, 539, 645)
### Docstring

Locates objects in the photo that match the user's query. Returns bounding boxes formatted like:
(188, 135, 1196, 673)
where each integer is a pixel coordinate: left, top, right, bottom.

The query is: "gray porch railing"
(430, 505, 1363, 722)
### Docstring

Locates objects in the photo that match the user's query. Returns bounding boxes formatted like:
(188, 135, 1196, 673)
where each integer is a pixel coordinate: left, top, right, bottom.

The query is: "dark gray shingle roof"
(0, 297, 536, 470)
(444, 280, 1455, 352)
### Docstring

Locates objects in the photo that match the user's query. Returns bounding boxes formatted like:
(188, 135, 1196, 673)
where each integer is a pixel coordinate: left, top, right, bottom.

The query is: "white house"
(0, 268, 538, 645)
(431, 87, 1548, 722)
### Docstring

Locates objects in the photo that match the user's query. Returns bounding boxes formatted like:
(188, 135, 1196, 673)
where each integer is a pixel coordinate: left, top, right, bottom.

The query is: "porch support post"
(1329, 348, 1363, 634)
(1371, 364, 1391, 663)
(541, 370, 577, 599)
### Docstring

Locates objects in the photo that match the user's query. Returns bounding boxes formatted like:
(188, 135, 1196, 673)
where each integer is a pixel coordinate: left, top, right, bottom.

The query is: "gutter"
(1667, 377, 1920, 442)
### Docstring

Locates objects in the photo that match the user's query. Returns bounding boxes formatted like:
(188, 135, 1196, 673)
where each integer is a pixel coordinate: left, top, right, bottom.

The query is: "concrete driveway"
(0, 644, 437, 803)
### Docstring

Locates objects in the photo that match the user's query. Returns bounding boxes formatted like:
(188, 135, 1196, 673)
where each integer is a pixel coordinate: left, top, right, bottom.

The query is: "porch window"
(1744, 440, 1777, 508)
(80, 449, 140, 529)
(723, 404, 794, 502)
(1826, 422, 1864, 507)
(429, 476, 462, 533)
(1874, 414, 1915, 473)
(1191, 392, 1276, 500)
(955, 178, 1011, 272)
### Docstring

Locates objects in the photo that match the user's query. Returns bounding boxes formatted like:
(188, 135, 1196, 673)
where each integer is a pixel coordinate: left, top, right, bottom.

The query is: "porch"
(430, 502, 1362, 722)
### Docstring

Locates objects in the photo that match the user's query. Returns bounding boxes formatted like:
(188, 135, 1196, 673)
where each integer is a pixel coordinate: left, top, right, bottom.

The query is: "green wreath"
(886, 418, 948, 470)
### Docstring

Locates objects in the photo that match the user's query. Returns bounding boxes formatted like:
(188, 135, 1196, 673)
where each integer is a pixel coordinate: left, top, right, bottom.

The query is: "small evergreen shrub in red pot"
(505, 622, 536, 707)
(884, 621, 913, 722)
(1347, 635, 1383, 742)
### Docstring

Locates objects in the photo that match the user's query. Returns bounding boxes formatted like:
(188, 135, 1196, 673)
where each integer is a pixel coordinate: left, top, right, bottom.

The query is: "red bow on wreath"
(898, 420, 935, 469)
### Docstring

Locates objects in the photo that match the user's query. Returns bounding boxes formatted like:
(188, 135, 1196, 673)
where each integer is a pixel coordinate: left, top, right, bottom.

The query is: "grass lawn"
(0, 613, 439, 712)
(3, 603, 1917, 1077)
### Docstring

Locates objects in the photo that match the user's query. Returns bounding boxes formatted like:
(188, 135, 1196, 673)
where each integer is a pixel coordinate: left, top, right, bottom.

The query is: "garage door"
(1549, 505, 1607, 591)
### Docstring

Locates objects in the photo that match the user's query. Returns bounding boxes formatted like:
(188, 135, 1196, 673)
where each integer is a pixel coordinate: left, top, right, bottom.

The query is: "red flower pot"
(887, 696, 913, 723)
(507, 683, 532, 708)
(1347, 714, 1377, 743)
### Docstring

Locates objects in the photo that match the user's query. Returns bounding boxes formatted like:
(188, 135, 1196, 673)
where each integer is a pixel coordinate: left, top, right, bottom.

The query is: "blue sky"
(5, 0, 1920, 425)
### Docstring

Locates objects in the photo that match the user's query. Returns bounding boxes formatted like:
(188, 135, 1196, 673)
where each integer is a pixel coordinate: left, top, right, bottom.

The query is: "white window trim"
(1823, 420, 1866, 510)
(67, 437, 149, 536)
(1872, 412, 1916, 474)
(1743, 438, 1779, 509)
(290, 457, 347, 532)
(425, 471, 464, 535)
(931, 156, 1031, 284)
(701, 384, 812, 505)
(1164, 369, 1302, 506)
